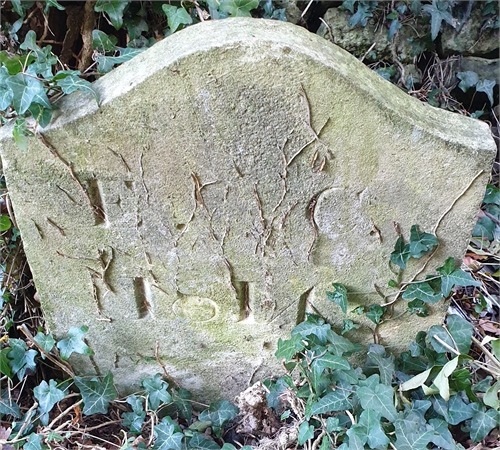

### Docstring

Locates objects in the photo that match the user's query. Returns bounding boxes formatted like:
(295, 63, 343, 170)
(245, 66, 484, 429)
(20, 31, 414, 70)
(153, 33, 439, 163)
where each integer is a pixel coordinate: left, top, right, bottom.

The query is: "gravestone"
(0, 18, 496, 401)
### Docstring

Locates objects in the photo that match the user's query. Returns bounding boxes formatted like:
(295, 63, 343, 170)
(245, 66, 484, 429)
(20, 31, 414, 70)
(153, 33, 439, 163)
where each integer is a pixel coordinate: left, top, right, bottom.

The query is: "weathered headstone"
(0, 18, 496, 401)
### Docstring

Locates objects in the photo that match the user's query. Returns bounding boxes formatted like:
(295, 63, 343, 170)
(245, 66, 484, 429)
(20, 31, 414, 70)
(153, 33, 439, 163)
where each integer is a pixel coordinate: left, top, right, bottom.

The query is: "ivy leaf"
(96, 47, 144, 73)
(171, 388, 192, 421)
(407, 299, 429, 317)
(275, 334, 305, 361)
(0, 67, 14, 110)
(348, 409, 389, 449)
(306, 387, 351, 419)
(0, 347, 12, 378)
(327, 330, 364, 357)
(153, 417, 184, 450)
(44, 0, 65, 12)
(345, 427, 365, 450)
(326, 283, 348, 314)
(398, 351, 428, 373)
(19, 30, 38, 51)
(445, 395, 473, 425)
(400, 367, 433, 392)
(94, 0, 129, 29)
(428, 325, 455, 354)
(55, 73, 99, 103)
(28, 103, 52, 128)
(124, 17, 149, 40)
(483, 184, 500, 205)
(34, 332, 55, 359)
(457, 71, 479, 92)
(422, 0, 455, 41)
(188, 432, 221, 449)
(388, 17, 402, 39)
(366, 345, 394, 385)
(492, 337, 500, 361)
(0, 215, 11, 232)
(264, 377, 290, 409)
(473, 215, 495, 240)
(162, 5, 193, 33)
(390, 236, 410, 269)
(470, 405, 500, 442)
(298, 421, 315, 446)
(429, 418, 455, 450)
(365, 304, 385, 324)
(446, 314, 473, 355)
(34, 379, 65, 415)
(326, 417, 344, 433)
(142, 373, 172, 410)
(91, 30, 117, 52)
(483, 379, 500, 410)
(311, 353, 350, 378)
(475, 79, 496, 106)
(7, 338, 38, 381)
(12, 118, 30, 151)
(5, 73, 48, 115)
(198, 400, 238, 437)
(402, 282, 442, 304)
(409, 225, 438, 258)
(341, 319, 357, 335)
(437, 258, 481, 297)
(0, 84, 13, 111)
(292, 316, 331, 344)
(219, 0, 259, 17)
(394, 415, 434, 450)
(432, 356, 458, 401)
(348, 1, 375, 27)
(10, 0, 24, 16)
(357, 377, 397, 421)
(24, 433, 44, 450)
(56, 325, 94, 360)
(74, 372, 118, 415)
(0, 390, 21, 418)
(122, 395, 145, 434)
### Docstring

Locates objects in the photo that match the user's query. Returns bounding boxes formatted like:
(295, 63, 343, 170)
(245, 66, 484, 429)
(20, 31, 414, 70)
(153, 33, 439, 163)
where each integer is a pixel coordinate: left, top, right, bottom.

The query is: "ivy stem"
(381, 169, 485, 308)
(17, 324, 75, 378)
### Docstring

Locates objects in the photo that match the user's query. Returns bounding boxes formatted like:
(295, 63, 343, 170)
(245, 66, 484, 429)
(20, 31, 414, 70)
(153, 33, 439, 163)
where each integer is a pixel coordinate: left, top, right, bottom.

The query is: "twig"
(359, 42, 376, 63)
(432, 334, 460, 356)
(47, 397, 83, 429)
(433, 170, 484, 235)
(472, 335, 500, 372)
(17, 324, 75, 377)
(155, 342, 180, 389)
(300, 0, 314, 20)
(8, 401, 39, 442)
(318, 17, 334, 42)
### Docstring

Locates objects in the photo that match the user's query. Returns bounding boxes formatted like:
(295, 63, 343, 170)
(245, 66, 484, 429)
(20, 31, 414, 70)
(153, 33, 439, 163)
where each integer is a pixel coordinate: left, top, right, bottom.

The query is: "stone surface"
(461, 57, 500, 84)
(0, 18, 496, 401)
(316, 7, 430, 63)
(441, 4, 499, 57)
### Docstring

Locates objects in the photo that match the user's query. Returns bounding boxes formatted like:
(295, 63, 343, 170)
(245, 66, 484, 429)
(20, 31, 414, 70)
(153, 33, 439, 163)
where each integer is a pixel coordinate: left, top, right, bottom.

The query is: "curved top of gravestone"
(39, 18, 493, 153)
